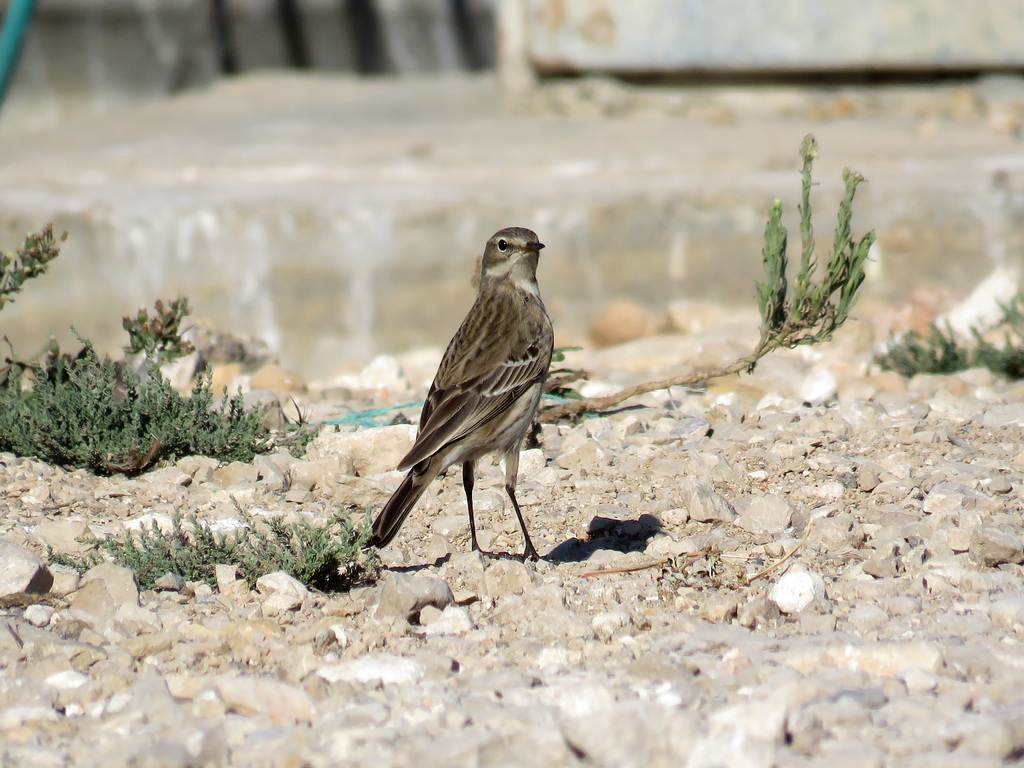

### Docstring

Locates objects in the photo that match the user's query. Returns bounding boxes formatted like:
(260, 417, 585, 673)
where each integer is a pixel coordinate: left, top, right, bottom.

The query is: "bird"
(369, 227, 554, 561)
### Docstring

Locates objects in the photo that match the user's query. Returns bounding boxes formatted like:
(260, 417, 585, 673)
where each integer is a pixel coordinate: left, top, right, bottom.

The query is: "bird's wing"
(397, 336, 552, 471)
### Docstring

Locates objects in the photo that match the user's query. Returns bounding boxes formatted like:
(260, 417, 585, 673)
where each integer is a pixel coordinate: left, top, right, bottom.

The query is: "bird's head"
(479, 227, 545, 293)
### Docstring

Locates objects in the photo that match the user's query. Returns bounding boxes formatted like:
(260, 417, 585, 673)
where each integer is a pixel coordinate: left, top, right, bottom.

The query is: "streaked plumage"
(369, 227, 554, 560)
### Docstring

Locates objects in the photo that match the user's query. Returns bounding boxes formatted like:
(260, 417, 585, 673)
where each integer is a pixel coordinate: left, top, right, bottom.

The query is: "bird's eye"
(497, 239, 508, 252)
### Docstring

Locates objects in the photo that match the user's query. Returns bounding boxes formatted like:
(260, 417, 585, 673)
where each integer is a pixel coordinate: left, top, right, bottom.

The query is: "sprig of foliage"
(539, 135, 875, 422)
(0, 224, 66, 313)
(0, 337, 266, 475)
(123, 298, 195, 364)
(54, 509, 378, 592)
(750, 135, 875, 368)
(878, 293, 1024, 379)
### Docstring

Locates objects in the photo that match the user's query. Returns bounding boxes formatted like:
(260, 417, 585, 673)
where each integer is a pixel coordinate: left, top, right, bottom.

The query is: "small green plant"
(875, 322, 970, 377)
(0, 224, 65, 313)
(123, 298, 195, 364)
(878, 293, 1024, 379)
(0, 337, 266, 475)
(752, 135, 875, 365)
(540, 134, 875, 422)
(55, 509, 377, 592)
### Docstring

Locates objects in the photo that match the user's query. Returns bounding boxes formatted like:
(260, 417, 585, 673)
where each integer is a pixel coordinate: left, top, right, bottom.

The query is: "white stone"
(256, 570, 309, 613)
(798, 368, 838, 405)
(769, 565, 826, 614)
(307, 424, 417, 477)
(423, 605, 473, 636)
(0, 541, 52, 597)
(317, 654, 425, 686)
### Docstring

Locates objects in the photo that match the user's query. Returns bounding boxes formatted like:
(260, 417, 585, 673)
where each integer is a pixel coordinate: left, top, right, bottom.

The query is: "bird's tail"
(368, 460, 439, 548)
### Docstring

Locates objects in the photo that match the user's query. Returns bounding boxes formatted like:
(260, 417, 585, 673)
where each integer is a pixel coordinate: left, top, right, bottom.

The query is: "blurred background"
(2, 0, 1024, 381)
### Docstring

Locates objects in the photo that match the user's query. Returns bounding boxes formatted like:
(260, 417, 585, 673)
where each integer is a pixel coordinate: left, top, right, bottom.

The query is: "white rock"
(308, 424, 417, 477)
(424, 605, 473, 636)
(734, 494, 793, 535)
(591, 611, 631, 642)
(375, 572, 455, 622)
(318, 654, 425, 686)
(213, 676, 315, 724)
(80, 564, 140, 607)
(256, 570, 309, 613)
(798, 368, 838, 405)
(517, 448, 547, 479)
(679, 479, 736, 524)
(769, 565, 827, 614)
(23, 604, 53, 627)
(43, 670, 90, 691)
(331, 354, 410, 396)
(0, 541, 52, 597)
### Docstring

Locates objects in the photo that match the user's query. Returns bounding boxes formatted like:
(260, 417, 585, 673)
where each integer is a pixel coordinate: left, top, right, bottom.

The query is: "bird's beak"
(524, 241, 545, 252)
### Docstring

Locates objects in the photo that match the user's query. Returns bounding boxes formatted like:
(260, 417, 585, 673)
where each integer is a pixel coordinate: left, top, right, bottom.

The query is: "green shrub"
(878, 293, 1024, 379)
(56, 509, 377, 592)
(0, 338, 266, 475)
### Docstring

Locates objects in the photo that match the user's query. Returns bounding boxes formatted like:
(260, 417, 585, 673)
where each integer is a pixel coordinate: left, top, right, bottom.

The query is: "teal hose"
(0, 0, 38, 113)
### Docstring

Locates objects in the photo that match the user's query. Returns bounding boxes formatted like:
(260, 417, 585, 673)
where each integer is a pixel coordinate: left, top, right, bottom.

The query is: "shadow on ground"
(545, 513, 663, 563)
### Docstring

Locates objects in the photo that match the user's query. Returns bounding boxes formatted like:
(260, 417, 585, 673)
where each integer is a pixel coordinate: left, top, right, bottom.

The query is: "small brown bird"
(369, 227, 554, 560)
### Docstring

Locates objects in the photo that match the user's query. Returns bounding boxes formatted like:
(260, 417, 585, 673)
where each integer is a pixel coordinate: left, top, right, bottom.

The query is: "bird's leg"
(506, 484, 539, 561)
(502, 450, 538, 561)
(462, 461, 480, 552)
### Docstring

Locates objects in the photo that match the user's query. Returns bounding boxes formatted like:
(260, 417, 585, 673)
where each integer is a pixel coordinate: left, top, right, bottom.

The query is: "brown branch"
(582, 557, 670, 578)
(745, 519, 813, 584)
(539, 345, 767, 423)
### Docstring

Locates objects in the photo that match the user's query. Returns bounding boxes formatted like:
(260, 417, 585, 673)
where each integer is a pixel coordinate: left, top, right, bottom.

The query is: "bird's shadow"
(544, 513, 662, 563)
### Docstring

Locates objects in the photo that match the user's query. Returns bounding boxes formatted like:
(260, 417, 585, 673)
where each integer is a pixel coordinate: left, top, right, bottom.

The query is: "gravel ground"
(2, 308, 1024, 768)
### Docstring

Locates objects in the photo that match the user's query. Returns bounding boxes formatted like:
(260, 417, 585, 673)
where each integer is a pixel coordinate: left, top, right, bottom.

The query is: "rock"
(900, 666, 938, 694)
(688, 694, 788, 768)
(213, 676, 315, 724)
(969, 525, 1024, 567)
(250, 363, 306, 394)
(80, 563, 140, 607)
(0, 541, 53, 597)
(48, 564, 81, 595)
(982, 402, 1024, 427)
(769, 565, 827, 614)
(255, 571, 308, 614)
(154, 572, 186, 591)
(176, 455, 220, 483)
(847, 603, 889, 631)
(214, 564, 239, 593)
(24, 604, 54, 627)
(586, 299, 657, 347)
(253, 454, 288, 491)
(482, 559, 534, 597)
(375, 573, 455, 623)
(30, 520, 93, 554)
(423, 605, 473, 636)
(679, 479, 736, 524)
(68, 580, 117, 625)
(786, 642, 944, 677)
(331, 354, 411, 397)
(922, 482, 995, 517)
(317, 654, 425, 686)
(430, 515, 471, 538)
(799, 368, 839, 405)
(990, 596, 1024, 630)
(307, 424, 416, 477)
(734, 494, 794, 534)
(211, 461, 260, 488)
(240, 389, 287, 430)
(139, 465, 193, 488)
